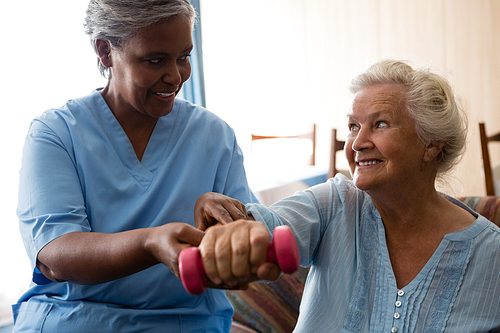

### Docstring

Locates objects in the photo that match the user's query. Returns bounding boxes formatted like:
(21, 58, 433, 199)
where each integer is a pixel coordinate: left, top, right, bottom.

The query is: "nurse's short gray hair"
(349, 59, 467, 176)
(84, 0, 196, 77)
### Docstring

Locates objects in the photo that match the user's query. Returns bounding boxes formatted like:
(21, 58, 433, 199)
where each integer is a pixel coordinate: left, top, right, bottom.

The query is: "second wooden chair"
(328, 129, 345, 179)
(479, 122, 500, 195)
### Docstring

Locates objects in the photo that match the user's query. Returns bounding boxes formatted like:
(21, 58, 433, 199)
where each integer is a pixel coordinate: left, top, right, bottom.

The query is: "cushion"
(227, 267, 309, 333)
(230, 321, 259, 333)
(458, 196, 500, 226)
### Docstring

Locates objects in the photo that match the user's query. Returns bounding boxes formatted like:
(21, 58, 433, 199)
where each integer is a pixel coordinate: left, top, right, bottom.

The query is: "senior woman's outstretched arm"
(36, 223, 204, 285)
(194, 193, 281, 286)
(198, 220, 281, 286)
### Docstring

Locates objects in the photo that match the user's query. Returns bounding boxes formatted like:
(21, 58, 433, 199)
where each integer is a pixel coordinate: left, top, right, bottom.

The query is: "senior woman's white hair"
(83, 0, 196, 78)
(349, 59, 468, 177)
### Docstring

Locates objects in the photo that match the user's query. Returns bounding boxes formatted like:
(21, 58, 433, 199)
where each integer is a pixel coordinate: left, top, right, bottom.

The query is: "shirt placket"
(390, 288, 405, 333)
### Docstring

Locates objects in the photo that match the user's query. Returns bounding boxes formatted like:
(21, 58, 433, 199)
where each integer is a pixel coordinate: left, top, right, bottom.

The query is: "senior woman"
(194, 60, 500, 332)
(13, 0, 253, 332)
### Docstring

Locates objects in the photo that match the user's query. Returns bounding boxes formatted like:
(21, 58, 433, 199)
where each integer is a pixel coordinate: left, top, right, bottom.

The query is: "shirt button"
(395, 301, 402, 307)
(394, 312, 400, 319)
(391, 327, 398, 333)
(397, 289, 405, 296)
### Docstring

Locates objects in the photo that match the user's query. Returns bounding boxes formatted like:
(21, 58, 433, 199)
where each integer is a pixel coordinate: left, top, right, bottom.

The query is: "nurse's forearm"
(36, 223, 204, 285)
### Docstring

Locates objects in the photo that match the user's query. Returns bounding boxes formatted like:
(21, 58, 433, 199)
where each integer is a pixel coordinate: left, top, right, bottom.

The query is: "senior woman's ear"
(423, 141, 445, 163)
(96, 39, 113, 68)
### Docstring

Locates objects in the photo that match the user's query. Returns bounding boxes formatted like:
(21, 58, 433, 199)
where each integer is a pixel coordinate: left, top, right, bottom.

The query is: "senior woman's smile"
(357, 159, 381, 166)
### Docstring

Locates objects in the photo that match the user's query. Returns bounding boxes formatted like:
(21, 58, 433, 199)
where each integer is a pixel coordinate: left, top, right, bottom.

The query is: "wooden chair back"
(479, 122, 500, 195)
(251, 124, 317, 166)
(328, 128, 345, 179)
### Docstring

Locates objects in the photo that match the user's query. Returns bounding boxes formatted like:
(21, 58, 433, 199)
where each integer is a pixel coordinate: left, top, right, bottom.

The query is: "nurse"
(14, 0, 254, 332)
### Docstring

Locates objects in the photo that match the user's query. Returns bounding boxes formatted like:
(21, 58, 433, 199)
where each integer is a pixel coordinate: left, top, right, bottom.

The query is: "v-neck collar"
(375, 199, 486, 293)
(89, 89, 179, 189)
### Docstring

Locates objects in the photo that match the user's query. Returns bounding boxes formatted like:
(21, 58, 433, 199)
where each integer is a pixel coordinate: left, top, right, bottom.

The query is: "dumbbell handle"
(179, 225, 299, 295)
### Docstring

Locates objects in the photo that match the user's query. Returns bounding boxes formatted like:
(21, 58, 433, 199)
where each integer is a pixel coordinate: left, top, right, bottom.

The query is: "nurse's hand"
(147, 222, 205, 280)
(198, 220, 280, 288)
(194, 192, 251, 231)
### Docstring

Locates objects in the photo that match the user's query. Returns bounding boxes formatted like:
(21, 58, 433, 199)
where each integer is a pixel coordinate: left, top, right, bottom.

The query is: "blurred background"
(1, 0, 499, 327)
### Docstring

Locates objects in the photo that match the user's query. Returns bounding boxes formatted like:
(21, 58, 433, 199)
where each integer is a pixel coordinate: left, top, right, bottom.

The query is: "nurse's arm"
(36, 222, 204, 285)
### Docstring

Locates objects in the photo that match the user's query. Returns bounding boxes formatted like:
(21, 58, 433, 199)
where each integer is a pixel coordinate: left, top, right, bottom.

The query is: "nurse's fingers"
(194, 193, 250, 230)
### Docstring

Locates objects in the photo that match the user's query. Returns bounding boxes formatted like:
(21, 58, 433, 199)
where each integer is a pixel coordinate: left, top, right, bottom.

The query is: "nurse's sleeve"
(17, 120, 90, 283)
(217, 134, 256, 204)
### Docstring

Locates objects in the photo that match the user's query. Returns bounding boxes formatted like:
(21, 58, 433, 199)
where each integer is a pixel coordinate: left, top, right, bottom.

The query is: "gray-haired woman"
(194, 60, 500, 332)
(13, 1, 253, 332)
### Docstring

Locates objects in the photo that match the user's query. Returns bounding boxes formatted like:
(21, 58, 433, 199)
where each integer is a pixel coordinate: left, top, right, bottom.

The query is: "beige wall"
(202, 0, 500, 196)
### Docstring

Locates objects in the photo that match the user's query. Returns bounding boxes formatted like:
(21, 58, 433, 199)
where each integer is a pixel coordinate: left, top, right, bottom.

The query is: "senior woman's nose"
(351, 128, 374, 152)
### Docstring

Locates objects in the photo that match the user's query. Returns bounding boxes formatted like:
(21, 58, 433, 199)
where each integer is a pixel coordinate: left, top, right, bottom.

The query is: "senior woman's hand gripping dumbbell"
(178, 225, 300, 295)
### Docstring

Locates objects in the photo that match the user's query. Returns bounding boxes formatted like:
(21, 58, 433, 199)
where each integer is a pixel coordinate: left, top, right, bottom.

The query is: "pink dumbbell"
(179, 225, 300, 295)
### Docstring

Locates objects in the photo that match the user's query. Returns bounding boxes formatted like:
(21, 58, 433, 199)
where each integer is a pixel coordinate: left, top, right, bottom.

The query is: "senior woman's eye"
(349, 123, 359, 132)
(376, 121, 388, 128)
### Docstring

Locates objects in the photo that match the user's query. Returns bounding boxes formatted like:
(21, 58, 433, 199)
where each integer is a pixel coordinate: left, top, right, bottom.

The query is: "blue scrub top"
(14, 89, 254, 332)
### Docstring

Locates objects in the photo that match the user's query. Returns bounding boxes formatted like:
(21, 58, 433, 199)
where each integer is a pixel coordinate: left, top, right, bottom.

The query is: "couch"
(227, 196, 500, 333)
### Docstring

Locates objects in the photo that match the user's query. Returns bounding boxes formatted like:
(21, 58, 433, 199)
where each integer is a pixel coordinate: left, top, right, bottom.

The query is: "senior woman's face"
(105, 15, 193, 120)
(345, 83, 428, 193)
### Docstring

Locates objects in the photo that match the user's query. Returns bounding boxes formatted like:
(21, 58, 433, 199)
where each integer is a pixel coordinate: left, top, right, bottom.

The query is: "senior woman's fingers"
(256, 262, 281, 281)
(229, 224, 253, 278)
(198, 220, 270, 287)
(214, 225, 246, 284)
(200, 223, 246, 286)
(248, 223, 271, 274)
(198, 226, 225, 285)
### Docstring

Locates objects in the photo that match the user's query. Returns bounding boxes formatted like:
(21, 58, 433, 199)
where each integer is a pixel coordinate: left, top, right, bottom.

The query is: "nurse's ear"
(96, 39, 113, 68)
(423, 140, 445, 163)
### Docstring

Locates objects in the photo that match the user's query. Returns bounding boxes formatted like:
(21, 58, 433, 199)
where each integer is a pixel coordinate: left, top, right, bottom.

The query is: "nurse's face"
(103, 15, 193, 120)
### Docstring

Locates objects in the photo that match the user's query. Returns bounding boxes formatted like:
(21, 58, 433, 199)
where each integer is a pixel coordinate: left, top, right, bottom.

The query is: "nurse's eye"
(179, 54, 191, 62)
(148, 58, 164, 65)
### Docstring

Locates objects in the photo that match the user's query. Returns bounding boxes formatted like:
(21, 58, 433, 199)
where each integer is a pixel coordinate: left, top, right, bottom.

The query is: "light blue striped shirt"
(247, 175, 500, 332)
